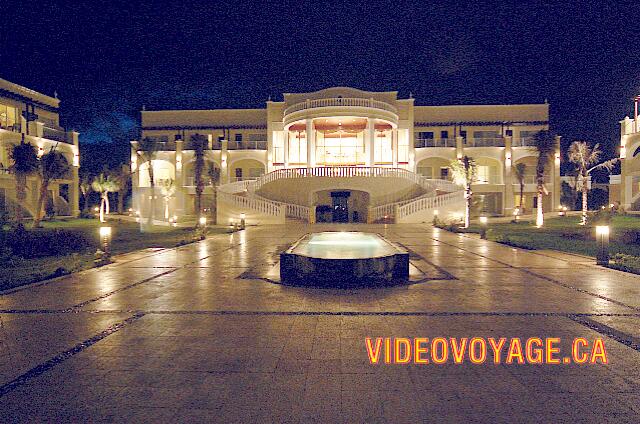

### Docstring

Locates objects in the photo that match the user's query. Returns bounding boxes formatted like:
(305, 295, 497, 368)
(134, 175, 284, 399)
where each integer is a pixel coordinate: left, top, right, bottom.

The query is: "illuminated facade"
(0, 78, 80, 217)
(610, 95, 640, 209)
(132, 87, 559, 224)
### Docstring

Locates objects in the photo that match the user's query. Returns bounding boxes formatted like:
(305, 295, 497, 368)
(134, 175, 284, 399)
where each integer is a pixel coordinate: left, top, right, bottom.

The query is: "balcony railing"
(512, 137, 537, 147)
(42, 126, 68, 142)
(227, 140, 267, 150)
(182, 140, 223, 150)
(0, 122, 21, 133)
(466, 138, 505, 147)
(414, 138, 456, 148)
(284, 97, 397, 116)
(515, 175, 551, 185)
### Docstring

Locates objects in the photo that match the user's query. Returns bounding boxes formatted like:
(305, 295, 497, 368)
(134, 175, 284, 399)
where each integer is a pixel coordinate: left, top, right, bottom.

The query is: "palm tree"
(513, 163, 527, 214)
(568, 141, 618, 225)
(80, 175, 92, 213)
(529, 130, 557, 227)
(137, 137, 160, 226)
(8, 137, 38, 223)
(92, 173, 119, 222)
(450, 156, 477, 228)
(190, 133, 207, 223)
(159, 178, 176, 220)
(33, 147, 71, 228)
(207, 163, 221, 224)
(112, 164, 130, 214)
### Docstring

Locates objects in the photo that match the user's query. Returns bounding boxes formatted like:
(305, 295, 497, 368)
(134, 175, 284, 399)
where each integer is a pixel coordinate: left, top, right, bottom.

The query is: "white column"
(392, 129, 398, 168)
(283, 130, 289, 168)
(366, 119, 374, 166)
(221, 139, 229, 184)
(306, 118, 315, 168)
(70, 131, 80, 217)
(503, 135, 514, 216)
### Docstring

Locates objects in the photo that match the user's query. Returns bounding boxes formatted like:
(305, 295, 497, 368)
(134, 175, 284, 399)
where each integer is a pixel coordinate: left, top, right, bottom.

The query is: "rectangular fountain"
(280, 232, 409, 286)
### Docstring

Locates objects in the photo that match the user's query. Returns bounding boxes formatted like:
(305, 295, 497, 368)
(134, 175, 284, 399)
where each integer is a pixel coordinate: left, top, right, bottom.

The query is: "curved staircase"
(216, 167, 464, 225)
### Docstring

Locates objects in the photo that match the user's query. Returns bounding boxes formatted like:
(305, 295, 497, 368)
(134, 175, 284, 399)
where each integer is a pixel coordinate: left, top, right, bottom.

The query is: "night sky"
(2, 1, 639, 169)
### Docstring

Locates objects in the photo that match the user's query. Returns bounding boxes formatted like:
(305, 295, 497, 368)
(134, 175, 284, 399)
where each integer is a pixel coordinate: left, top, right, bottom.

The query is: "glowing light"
(433, 210, 439, 216)
(94, 206, 99, 212)
(199, 216, 207, 226)
(596, 226, 609, 236)
(240, 213, 246, 219)
(479, 216, 488, 224)
(620, 145, 626, 159)
(99, 226, 112, 237)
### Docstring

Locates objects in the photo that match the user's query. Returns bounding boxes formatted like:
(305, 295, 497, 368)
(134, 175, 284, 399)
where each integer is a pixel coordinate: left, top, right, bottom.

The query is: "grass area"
(0, 218, 231, 291)
(447, 215, 640, 258)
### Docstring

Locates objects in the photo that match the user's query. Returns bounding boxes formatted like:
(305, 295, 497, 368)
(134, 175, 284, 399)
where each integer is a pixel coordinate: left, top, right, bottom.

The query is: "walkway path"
(0, 224, 639, 422)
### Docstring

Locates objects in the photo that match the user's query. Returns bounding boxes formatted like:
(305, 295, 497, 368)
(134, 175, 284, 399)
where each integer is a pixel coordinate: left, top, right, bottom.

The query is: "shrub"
(0, 227, 94, 258)
(610, 254, 640, 275)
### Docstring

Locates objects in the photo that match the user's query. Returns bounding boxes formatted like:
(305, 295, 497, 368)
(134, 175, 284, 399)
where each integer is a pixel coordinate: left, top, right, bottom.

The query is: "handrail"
(397, 191, 465, 220)
(217, 166, 464, 222)
(284, 97, 397, 116)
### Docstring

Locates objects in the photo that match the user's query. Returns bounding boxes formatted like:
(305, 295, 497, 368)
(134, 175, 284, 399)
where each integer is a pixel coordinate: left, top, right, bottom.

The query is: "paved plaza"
(0, 224, 639, 423)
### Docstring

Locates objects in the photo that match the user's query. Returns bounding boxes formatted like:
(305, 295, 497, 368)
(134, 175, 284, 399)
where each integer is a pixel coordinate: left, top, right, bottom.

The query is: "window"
(374, 130, 393, 164)
(217, 135, 224, 143)
(235, 168, 243, 181)
(235, 134, 243, 142)
(476, 165, 498, 184)
(440, 168, 450, 180)
(473, 131, 499, 139)
(174, 133, 182, 141)
(440, 130, 449, 140)
(288, 131, 307, 164)
(460, 131, 467, 141)
(417, 131, 434, 140)
(398, 132, 409, 163)
(0, 103, 19, 131)
(273, 133, 285, 163)
(505, 129, 513, 137)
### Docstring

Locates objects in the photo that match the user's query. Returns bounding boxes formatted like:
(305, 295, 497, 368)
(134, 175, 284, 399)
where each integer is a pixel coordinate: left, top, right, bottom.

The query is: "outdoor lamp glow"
(240, 213, 246, 230)
(433, 209, 439, 216)
(99, 226, 112, 237)
(240, 213, 246, 219)
(199, 216, 207, 226)
(479, 216, 488, 224)
(595, 225, 610, 266)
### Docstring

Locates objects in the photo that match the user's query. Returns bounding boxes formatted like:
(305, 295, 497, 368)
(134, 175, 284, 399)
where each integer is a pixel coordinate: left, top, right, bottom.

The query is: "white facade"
(0, 78, 80, 217)
(132, 87, 559, 224)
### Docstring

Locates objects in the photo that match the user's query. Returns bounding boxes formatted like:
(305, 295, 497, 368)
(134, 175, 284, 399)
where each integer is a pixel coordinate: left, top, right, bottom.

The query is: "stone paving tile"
(1, 224, 640, 422)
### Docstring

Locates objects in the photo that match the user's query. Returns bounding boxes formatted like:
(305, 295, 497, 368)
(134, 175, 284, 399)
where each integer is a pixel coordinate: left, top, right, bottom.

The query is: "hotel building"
(132, 87, 560, 224)
(0, 78, 80, 217)
(610, 95, 640, 209)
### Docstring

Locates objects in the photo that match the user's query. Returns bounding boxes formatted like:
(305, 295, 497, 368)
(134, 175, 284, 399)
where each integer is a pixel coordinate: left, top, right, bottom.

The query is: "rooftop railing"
(284, 97, 397, 116)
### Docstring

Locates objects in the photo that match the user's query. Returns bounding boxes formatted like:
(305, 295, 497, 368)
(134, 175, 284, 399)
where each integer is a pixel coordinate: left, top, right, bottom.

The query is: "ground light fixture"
(595, 225, 610, 266)
(199, 216, 207, 227)
(96, 226, 112, 265)
(479, 216, 488, 239)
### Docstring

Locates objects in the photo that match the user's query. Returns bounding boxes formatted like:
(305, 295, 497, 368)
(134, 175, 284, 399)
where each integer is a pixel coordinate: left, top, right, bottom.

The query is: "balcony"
(515, 175, 551, 185)
(284, 97, 397, 116)
(227, 140, 267, 150)
(512, 137, 536, 147)
(42, 126, 68, 142)
(414, 138, 456, 148)
(466, 138, 505, 147)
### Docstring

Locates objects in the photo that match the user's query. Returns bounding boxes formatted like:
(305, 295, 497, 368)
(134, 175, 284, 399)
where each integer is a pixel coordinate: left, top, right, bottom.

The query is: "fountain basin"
(280, 232, 409, 286)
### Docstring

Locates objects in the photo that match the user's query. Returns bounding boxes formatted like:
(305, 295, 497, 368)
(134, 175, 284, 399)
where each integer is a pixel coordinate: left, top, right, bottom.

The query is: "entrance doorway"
(331, 191, 350, 222)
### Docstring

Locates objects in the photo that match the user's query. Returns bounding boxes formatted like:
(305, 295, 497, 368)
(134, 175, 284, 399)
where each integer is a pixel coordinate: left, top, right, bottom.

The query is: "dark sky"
(1, 0, 639, 164)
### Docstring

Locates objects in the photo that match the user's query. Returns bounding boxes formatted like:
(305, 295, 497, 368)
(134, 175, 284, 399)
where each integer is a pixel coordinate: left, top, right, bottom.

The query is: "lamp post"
(240, 213, 246, 230)
(479, 216, 488, 239)
(95, 226, 112, 265)
(595, 225, 610, 266)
